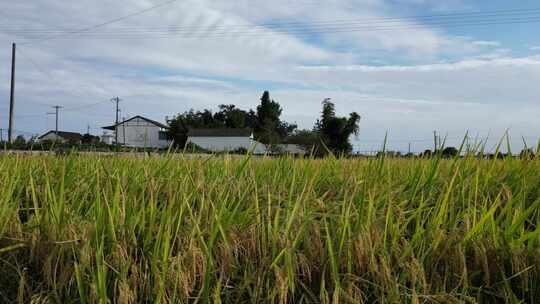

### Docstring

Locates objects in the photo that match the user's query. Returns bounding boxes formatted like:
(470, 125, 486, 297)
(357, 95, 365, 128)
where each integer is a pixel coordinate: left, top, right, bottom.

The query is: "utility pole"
(111, 97, 121, 146)
(433, 130, 437, 152)
(47, 106, 62, 134)
(0, 128, 3, 142)
(8, 43, 16, 143)
(87, 124, 90, 135)
(122, 116, 126, 146)
(408, 142, 411, 155)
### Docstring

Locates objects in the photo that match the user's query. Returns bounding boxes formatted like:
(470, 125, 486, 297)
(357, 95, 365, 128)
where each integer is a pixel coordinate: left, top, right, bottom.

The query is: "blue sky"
(0, 0, 539, 152)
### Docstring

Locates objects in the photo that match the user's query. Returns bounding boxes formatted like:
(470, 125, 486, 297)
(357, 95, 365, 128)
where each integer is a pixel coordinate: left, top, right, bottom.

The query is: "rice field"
(1, 152, 539, 303)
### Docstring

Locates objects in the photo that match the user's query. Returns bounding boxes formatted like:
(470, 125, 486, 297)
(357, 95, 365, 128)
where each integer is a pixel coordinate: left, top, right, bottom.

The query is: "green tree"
(13, 135, 27, 149)
(442, 147, 459, 158)
(167, 92, 298, 148)
(167, 106, 249, 147)
(285, 129, 323, 155)
(215, 104, 247, 128)
(317, 98, 361, 155)
(255, 91, 285, 145)
(245, 110, 258, 129)
(257, 91, 282, 125)
(520, 148, 535, 159)
(167, 114, 189, 148)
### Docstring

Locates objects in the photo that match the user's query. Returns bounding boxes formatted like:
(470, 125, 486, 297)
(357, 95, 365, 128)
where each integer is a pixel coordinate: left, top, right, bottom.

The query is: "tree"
(520, 148, 535, 159)
(82, 134, 100, 144)
(421, 149, 433, 158)
(215, 104, 247, 128)
(316, 98, 361, 155)
(277, 121, 298, 139)
(245, 110, 258, 129)
(255, 91, 285, 145)
(13, 135, 26, 149)
(166, 91, 298, 148)
(285, 129, 323, 155)
(257, 91, 282, 125)
(167, 114, 189, 148)
(167, 106, 249, 147)
(441, 147, 459, 158)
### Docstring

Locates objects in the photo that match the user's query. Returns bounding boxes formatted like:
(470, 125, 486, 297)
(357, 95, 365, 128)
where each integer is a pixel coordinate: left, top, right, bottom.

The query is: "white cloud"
(293, 56, 540, 106)
(0, 0, 538, 153)
(472, 40, 501, 47)
(298, 56, 540, 72)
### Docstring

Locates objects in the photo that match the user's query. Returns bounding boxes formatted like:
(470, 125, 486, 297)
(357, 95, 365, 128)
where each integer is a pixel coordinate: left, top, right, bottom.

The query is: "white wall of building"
(187, 136, 267, 154)
(116, 117, 170, 148)
(101, 134, 114, 145)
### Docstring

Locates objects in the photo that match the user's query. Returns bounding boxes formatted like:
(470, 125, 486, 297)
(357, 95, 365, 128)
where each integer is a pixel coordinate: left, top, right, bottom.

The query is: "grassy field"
(1, 153, 539, 303)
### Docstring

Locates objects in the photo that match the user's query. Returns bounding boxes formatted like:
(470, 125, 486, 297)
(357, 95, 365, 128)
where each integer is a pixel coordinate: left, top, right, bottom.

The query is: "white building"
(276, 144, 307, 155)
(187, 128, 267, 154)
(100, 132, 114, 145)
(38, 131, 83, 144)
(102, 116, 171, 149)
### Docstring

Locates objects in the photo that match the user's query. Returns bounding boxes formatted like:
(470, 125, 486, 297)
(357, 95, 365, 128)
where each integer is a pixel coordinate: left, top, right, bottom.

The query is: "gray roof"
(38, 131, 83, 141)
(103, 115, 168, 130)
(187, 128, 252, 137)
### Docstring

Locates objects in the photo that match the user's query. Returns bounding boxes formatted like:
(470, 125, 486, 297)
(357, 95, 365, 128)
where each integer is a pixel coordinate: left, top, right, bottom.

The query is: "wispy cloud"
(297, 56, 540, 72)
(0, 0, 538, 152)
(472, 40, 501, 47)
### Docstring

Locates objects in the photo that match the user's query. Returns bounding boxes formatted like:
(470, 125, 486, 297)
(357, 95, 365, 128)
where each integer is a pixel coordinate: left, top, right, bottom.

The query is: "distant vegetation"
(4, 91, 537, 159)
(167, 91, 360, 155)
(1, 153, 539, 302)
(167, 91, 298, 148)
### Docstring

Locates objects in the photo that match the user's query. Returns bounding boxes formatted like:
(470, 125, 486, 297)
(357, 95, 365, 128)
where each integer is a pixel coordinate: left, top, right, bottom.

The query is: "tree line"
(167, 91, 361, 155)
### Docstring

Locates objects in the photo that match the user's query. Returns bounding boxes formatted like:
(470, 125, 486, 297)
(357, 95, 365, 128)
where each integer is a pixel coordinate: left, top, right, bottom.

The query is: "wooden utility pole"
(433, 130, 437, 152)
(54, 106, 61, 134)
(122, 116, 126, 146)
(8, 43, 16, 143)
(111, 97, 121, 147)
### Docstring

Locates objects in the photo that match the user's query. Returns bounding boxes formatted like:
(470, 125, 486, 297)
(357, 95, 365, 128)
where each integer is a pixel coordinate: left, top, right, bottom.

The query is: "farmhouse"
(38, 131, 83, 144)
(102, 115, 170, 148)
(187, 128, 267, 154)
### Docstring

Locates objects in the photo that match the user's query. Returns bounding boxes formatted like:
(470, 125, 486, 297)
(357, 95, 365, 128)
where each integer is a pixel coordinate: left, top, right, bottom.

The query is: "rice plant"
(0, 152, 539, 303)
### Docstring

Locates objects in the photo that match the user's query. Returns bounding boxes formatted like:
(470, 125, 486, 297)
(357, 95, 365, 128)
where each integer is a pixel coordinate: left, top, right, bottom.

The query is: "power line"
(15, 45, 119, 118)
(14, 114, 46, 118)
(0, 108, 112, 120)
(6, 9, 540, 41)
(63, 99, 111, 112)
(15, 47, 56, 80)
(10, 17, 540, 41)
(15, 46, 112, 109)
(18, 0, 180, 45)
(5, 7, 540, 33)
(0, 99, 113, 119)
(10, 129, 39, 136)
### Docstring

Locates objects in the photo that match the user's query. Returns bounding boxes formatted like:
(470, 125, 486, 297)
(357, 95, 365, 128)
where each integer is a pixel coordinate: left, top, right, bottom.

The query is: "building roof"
(38, 131, 83, 141)
(187, 128, 253, 137)
(102, 115, 168, 131)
